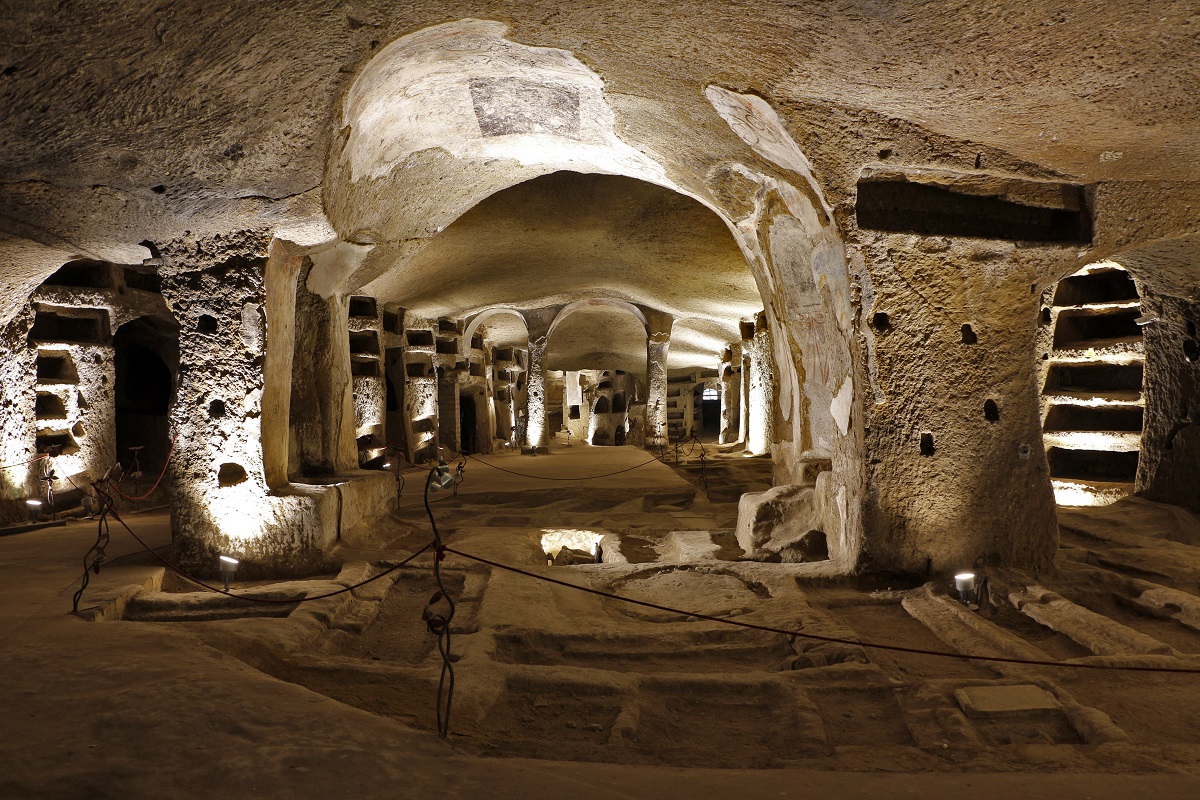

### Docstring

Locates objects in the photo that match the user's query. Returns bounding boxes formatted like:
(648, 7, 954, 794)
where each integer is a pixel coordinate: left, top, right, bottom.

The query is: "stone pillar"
(719, 343, 742, 445)
(523, 308, 557, 450)
(745, 314, 774, 456)
(645, 311, 673, 449)
(163, 245, 273, 568)
(0, 308, 37, 519)
(1137, 290, 1200, 512)
(856, 239, 1060, 575)
(436, 367, 460, 454)
(261, 240, 303, 488)
(291, 288, 356, 475)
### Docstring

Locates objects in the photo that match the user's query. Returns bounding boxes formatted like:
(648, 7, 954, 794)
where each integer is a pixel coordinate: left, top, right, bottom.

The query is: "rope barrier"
(465, 452, 664, 481)
(441, 546, 1200, 675)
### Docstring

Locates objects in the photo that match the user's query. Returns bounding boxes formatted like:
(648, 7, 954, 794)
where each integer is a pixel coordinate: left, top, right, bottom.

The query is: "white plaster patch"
(240, 303, 263, 352)
(341, 20, 670, 186)
(307, 241, 375, 298)
(243, 388, 262, 417)
(830, 375, 853, 436)
(705, 87, 835, 222)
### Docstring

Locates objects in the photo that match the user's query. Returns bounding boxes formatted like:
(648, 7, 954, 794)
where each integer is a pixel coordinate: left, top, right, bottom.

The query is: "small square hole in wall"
(406, 330, 434, 347)
(920, 432, 935, 456)
(349, 331, 380, 356)
(348, 296, 377, 318)
(29, 310, 108, 344)
(44, 259, 113, 290)
(352, 360, 380, 377)
(35, 392, 67, 420)
(36, 353, 77, 384)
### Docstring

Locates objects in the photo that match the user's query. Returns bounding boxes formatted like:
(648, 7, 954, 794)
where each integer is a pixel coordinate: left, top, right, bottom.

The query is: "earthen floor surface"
(3, 447, 1200, 798)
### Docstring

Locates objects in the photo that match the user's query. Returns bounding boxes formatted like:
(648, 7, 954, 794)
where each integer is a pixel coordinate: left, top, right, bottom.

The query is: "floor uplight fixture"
(25, 499, 42, 523)
(219, 555, 239, 591)
(955, 571, 986, 611)
(429, 461, 455, 491)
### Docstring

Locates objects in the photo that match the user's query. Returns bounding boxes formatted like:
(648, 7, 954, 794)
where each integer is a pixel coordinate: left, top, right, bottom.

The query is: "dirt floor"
(3, 445, 1200, 798)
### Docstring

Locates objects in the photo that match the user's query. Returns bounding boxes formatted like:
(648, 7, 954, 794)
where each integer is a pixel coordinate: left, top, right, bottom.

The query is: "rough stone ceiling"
(360, 172, 761, 324)
(545, 305, 649, 376)
(2, 1, 1198, 295)
(476, 313, 529, 350)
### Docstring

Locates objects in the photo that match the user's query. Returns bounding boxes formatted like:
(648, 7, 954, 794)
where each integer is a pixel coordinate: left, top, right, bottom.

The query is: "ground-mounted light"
(429, 461, 455, 491)
(25, 499, 43, 523)
(219, 555, 239, 591)
(540, 529, 605, 565)
(954, 572, 986, 611)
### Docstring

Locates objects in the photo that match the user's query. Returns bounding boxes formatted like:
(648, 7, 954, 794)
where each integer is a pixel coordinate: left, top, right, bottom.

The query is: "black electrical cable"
(442, 546, 1200, 675)
(74, 484, 436, 608)
(423, 466, 457, 739)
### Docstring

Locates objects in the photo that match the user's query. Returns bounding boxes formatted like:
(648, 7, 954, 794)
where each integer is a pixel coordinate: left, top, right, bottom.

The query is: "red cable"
(0, 454, 48, 471)
(442, 546, 1200, 675)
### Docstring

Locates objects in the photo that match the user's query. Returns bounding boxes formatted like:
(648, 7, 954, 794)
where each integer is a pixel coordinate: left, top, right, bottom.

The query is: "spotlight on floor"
(954, 572, 986, 611)
(540, 529, 605, 565)
(25, 499, 42, 523)
(219, 555, 239, 591)
(429, 461, 455, 491)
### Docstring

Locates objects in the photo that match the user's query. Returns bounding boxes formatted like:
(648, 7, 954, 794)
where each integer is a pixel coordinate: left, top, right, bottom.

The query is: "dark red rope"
(0, 454, 48, 470)
(443, 546, 1200, 675)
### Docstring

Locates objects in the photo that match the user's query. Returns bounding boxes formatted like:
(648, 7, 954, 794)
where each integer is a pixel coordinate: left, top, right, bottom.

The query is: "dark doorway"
(113, 316, 178, 496)
(459, 393, 478, 454)
(384, 347, 409, 460)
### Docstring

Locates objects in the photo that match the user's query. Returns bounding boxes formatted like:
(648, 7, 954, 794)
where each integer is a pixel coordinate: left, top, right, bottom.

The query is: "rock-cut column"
(522, 308, 558, 451)
(644, 311, 673, 448)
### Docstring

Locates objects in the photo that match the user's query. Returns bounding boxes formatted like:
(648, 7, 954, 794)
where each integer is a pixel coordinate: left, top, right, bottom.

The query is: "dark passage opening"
(702, 398, 720, 434)
(459, 393, 477, 455)
(1047, 447, 1139, 482)
(856, 178, 1090, 243)
(114, 316, 178, 495)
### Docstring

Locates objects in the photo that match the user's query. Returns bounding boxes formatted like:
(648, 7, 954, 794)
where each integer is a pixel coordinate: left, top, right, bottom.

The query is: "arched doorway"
(113, 315, 178, 498)
(315, 21, 863, 569)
